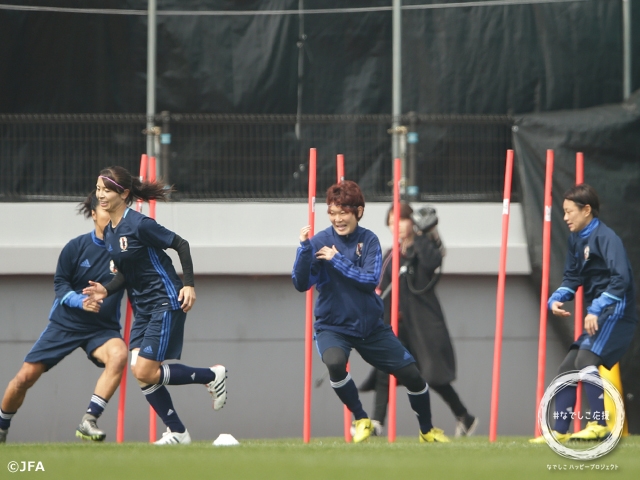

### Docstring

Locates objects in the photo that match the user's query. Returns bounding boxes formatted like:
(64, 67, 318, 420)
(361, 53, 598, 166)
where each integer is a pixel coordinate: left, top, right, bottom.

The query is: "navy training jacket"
(292, 225, 385, 338)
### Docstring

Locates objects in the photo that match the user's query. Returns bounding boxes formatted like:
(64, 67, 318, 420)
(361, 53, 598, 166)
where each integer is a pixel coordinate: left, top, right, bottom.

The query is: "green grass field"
(1, 436, 639, 479)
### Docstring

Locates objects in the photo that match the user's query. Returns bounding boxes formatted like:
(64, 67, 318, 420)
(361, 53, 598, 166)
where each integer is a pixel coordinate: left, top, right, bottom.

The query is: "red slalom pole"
(534, 150, 554, 436)
(147, 157, 158, 443)
(489, 149, 514, 442)
(116, 154, 148, 443)
(303, 148, 317, 443)
(137, 154, 148, 213)
(388, 158, 402, 443)
(337, 154, 345, 184)
(116, 302, 133, 443)
(148, 157, 157, 219)
(574, 152, 584, 432)
(336, 154, 352, 443)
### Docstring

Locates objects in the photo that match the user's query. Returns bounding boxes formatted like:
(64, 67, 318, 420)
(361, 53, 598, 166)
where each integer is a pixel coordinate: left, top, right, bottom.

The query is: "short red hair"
(325, 180, 365, 220)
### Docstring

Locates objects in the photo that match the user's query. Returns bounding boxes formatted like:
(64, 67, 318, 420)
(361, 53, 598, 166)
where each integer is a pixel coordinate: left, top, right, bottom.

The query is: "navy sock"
(407, 385, 434, 434)
(141, 384, 185, 433)
(331, 374, 367, 420)
(581, 368, 607, 426)
(159, 364, 215, 386)
(0, 409, 16, 430)
(85, 394, 107, 418)
(553, 384, 576, 434)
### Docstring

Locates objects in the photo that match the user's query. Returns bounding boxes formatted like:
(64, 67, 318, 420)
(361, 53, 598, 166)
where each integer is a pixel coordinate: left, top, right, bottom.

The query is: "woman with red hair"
(293, 181, 448, 444)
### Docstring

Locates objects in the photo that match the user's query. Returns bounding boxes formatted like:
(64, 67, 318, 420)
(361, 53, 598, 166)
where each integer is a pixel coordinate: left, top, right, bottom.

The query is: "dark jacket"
(379, 234, 455, 385)
(292, 225, 385, 338)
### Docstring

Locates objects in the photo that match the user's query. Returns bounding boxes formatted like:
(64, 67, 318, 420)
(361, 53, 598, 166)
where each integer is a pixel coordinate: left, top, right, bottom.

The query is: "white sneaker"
(206, 365, 228, 410)
(455, 415, 478, 438)
(154, 428, 191, 445)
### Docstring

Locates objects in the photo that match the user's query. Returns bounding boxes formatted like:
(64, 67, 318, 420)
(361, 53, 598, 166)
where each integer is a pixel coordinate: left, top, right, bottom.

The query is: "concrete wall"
(0, 202, 568, 442)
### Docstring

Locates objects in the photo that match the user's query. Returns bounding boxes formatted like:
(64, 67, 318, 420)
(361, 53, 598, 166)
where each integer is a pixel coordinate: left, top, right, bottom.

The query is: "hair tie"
(99, 175, 125, 191)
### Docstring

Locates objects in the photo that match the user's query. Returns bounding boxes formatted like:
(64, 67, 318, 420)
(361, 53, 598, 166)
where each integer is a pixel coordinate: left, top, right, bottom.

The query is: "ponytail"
(98, 166, 174, 205)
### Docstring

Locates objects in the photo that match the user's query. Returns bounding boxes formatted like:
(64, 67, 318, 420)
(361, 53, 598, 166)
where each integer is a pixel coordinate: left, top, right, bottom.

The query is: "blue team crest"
(584, 245, 590, 261)
(109, 260, 118, 275)
(119, 236, 128, 251)
(356, 242, 363, 257)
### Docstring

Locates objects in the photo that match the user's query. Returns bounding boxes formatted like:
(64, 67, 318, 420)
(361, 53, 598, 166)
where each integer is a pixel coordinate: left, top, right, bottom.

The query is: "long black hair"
(98, 165, 174, 205)
(78, 190, 99, 218)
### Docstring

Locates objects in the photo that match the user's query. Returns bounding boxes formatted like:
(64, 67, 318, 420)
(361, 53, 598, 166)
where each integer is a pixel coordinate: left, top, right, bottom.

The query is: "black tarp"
(1, 0, 639, 114)
(513, 90, 640, 433)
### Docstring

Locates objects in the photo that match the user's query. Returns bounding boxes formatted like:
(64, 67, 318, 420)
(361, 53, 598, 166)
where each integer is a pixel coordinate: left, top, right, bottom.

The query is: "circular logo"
(7, 461, 19, 473)
(537, 371, 624, 460)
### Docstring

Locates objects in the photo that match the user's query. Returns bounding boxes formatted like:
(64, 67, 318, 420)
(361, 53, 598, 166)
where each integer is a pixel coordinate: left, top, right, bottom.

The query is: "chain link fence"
(0, 113, 514, 202)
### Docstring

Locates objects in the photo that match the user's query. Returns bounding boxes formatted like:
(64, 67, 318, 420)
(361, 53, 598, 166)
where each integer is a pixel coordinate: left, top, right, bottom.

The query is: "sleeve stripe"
(603, 292, 622, 302)
(558, 286, 576, 294)
(331, 243, 382, 284)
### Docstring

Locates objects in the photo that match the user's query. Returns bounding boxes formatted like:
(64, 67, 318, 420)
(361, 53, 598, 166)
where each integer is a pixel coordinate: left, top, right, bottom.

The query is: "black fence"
(0, 113, 514, 202)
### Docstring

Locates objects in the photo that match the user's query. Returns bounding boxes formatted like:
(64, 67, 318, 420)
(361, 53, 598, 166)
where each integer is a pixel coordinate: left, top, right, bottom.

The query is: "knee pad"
(393, 364, 425, 392)
(322, 348, 348, 381)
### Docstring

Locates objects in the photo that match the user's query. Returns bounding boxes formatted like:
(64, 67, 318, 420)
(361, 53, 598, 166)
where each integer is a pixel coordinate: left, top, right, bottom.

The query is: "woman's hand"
(584, 313, 599, 336)
(550, 301, 571, 317)
(299, 225, 311, 242)
(83, 281, 108, 302)
(179, 286, 196, 312)
(316, 245, 339, 261)
(82, 296, 102, 313)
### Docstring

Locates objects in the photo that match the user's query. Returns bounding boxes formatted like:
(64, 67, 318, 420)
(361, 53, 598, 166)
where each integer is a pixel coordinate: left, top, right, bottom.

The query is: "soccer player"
(292, 180, 449, 443)
(83, 166, 227, 445)
(530, 184, 637, 443)
(0, 193, 128, 443)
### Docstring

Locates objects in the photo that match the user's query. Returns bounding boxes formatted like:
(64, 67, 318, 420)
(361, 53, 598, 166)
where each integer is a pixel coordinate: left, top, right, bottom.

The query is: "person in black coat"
(361, 202, 477, 437)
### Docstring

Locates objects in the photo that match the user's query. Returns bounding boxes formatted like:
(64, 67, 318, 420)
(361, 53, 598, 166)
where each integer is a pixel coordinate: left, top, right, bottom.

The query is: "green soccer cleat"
(0, 427, 7, 444)
(529, 430, 571, 444)
(352, 418, 373, 443)
(569, 421, 611, 441)
(419, 427, 450, 443)
(75, 416, 106, 442)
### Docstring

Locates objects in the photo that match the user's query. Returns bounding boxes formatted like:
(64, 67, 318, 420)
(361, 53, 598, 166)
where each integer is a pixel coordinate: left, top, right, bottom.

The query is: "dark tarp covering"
(513, 90, 640, 433)
(1, 0, 639, 114)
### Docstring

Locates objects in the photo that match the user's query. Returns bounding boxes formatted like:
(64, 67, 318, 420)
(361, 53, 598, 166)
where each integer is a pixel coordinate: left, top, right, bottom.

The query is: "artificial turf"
(1, 436, 639, 479)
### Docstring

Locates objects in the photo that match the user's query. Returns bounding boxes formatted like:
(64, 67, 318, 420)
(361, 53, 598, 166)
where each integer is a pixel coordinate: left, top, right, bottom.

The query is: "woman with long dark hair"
(84, 166, 227, 445)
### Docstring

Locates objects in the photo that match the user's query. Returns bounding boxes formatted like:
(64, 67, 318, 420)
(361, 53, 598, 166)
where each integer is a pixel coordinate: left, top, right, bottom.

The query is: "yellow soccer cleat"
(569, 421, 611, 441)
(529, 430, 571, 444)
(419, 427, 450, 443)
(352, 418, 373, 443)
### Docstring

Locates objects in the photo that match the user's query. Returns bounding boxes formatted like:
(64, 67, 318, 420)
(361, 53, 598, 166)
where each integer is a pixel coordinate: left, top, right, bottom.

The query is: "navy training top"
(104, 208, 183, 314)
(549, 218, 637, 319)
(292, 225, 385, 338)
(50, 231, 124, 332)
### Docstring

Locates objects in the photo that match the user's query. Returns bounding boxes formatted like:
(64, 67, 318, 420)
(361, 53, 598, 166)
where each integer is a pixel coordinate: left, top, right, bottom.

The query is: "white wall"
(0, 202, 530, 275)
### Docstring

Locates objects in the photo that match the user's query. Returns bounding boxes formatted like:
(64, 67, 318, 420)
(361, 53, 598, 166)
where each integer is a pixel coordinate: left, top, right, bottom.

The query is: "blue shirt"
(292, 225, 385, 338)
(104, 208, 182, 314)
(50, 231, 124, 332)
(549, 218, 637, 319)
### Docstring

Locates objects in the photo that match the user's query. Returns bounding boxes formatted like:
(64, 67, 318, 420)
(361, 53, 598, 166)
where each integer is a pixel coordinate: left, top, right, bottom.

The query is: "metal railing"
(0, 113, 514, 202)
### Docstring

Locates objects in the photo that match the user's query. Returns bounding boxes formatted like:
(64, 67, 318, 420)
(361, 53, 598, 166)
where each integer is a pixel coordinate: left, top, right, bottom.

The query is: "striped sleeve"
(329, 235, 381, 292)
